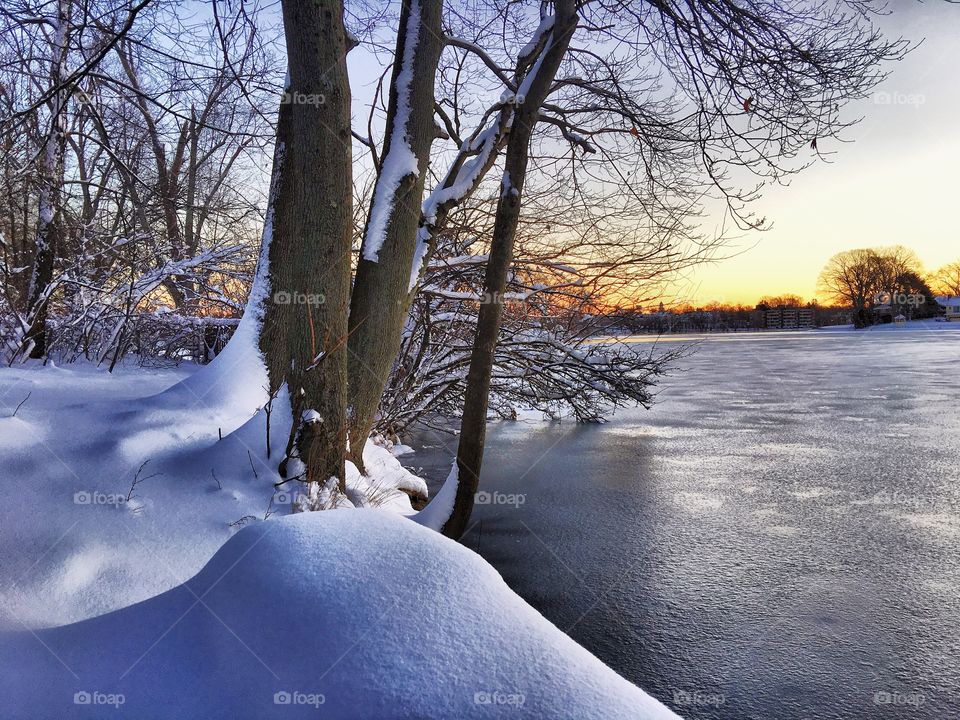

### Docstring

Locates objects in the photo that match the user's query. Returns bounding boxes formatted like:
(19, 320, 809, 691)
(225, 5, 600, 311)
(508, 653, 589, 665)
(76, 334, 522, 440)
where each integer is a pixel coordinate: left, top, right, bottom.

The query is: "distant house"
(936, 296, 960, 321)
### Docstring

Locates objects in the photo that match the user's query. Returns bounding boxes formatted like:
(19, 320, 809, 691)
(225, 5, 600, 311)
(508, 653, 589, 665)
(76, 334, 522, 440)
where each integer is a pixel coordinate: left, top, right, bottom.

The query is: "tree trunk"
(442, 2, 578, 539)
(23, 0, 71, 360)
(182, 106, 199, 312)
(260, 0, 353, 490)
(346, 0, 444, 469)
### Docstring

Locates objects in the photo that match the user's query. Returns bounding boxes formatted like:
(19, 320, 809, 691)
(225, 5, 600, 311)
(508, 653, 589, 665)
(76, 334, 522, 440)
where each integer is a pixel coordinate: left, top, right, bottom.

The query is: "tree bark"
(346, 0, 444, 469)
(442, 2, 578, 539)
(260, 0, 353, 489)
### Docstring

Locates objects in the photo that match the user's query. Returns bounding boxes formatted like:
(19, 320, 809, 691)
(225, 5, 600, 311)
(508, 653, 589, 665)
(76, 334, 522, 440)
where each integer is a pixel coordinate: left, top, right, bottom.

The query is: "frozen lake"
(412, 328, 960, 719)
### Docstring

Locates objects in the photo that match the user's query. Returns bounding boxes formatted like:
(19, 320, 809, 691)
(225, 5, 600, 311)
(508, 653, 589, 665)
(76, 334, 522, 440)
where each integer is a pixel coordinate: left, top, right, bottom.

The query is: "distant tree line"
(594, 297, 848, 334)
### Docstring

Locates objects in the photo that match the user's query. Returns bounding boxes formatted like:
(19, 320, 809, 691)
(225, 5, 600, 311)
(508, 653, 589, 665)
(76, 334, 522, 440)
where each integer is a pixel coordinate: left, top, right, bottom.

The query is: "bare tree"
(0, 0, 154, 360)
(818, 248, 883, 328)
(818, 246, 933, 327)
(1, 0, 274, 366)
(443, 0, 579, 538)
(932, 260, 960, 297)
(0, 0, 910, 524)
(424, 0, 907, 535)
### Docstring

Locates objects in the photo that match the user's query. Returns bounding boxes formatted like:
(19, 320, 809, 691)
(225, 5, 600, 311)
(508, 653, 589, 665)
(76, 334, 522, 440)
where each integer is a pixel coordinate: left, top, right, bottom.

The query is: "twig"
(229, 515, 256, 528)
(264, 493, 277, 520)
(126, 459, 160, 502)
(11, 391, 31, 417)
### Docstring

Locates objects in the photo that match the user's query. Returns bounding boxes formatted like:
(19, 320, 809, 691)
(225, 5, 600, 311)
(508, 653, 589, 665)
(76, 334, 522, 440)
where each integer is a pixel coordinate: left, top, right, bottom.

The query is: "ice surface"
(415, 325, 960, 719)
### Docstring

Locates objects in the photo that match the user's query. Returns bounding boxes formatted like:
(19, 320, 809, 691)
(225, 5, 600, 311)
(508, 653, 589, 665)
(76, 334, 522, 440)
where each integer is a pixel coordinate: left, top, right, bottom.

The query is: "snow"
(0, 349, 676, 718)
(518, 15, 556, 62)
(390, 443, 415, 457)
(421, 121, 502, 226)
(413, 12, 561, 292)
(0, 511, 677, 719)
(409, 11, 562, 292)
(0, 362, 424, 630)
(501, 170, 519, 198)
(517, 32, 553, 100)
(408, 225, 432, 291)
(297, 439, 430, 511)
(362, 0, 422, 263)
(300, 408, 322, 424)
(412, 120, 504, 289)
(413, 461, 459, 531)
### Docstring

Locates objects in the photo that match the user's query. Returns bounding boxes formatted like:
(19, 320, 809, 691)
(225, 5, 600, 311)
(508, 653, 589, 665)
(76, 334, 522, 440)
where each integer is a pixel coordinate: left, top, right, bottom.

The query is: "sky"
(673, 0, 960, 307)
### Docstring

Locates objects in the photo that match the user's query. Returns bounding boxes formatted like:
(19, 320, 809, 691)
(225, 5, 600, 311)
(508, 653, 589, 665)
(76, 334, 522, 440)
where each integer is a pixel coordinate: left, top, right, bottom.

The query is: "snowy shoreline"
(0, 361, 678, 718)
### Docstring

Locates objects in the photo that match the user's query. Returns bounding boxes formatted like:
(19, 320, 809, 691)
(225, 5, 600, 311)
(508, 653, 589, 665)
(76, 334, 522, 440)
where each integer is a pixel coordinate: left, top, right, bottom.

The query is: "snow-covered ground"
(0, 360, 423, 630)
(0, 511, 675, 719)
(0, 359, 675, 718)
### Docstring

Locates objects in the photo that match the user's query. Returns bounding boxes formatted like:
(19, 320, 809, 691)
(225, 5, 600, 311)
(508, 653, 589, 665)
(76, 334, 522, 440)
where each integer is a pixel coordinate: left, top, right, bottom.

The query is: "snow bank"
(295, 438, 429, 512)
(0, 511, 678, 719)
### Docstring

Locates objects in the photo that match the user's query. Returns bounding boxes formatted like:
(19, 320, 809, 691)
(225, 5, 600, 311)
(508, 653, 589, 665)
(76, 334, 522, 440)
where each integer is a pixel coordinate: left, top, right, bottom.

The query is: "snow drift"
(0, 511, 678, 719)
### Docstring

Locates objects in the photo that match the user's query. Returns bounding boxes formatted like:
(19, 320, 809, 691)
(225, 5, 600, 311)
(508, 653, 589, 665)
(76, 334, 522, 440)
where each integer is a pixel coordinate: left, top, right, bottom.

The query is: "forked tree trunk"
(260, 0, 353, 489)
(346, 0, 444, 469)
(442, 1, 578, 539)
(23, 0, 71, 360)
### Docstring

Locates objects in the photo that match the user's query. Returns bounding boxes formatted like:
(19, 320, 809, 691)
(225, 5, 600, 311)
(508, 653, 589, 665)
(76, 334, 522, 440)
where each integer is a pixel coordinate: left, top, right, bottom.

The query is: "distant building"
(936, 296, 960, 321)
(757, 305, 814, 330)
